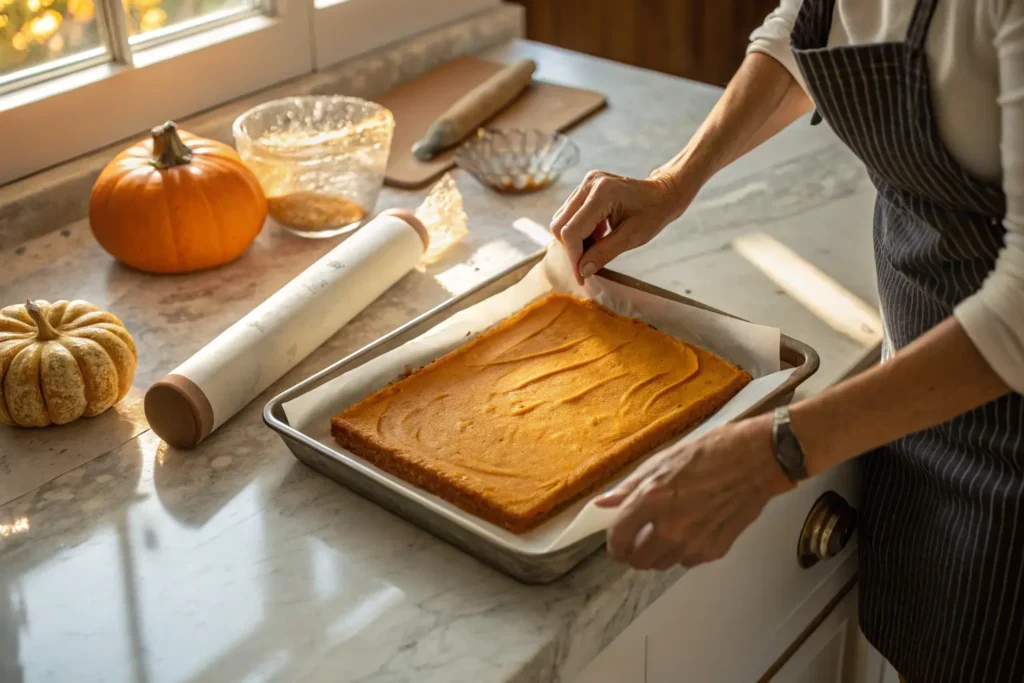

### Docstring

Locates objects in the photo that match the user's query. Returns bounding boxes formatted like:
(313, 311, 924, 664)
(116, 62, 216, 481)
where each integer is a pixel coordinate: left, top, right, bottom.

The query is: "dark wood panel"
(511, 0, 778, 86)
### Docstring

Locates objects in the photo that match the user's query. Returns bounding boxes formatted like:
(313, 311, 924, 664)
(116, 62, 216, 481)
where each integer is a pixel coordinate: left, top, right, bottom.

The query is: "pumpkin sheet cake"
(331, 294, 752, 533)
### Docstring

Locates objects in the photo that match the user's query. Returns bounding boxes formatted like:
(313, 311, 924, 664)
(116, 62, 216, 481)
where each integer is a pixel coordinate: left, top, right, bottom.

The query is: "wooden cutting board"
(379, 56, 607, 189)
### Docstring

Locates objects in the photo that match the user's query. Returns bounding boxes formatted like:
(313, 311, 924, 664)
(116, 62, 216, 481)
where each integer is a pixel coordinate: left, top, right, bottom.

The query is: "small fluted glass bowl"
(233, 96, 394, 239)
(453, 129, 580, 193)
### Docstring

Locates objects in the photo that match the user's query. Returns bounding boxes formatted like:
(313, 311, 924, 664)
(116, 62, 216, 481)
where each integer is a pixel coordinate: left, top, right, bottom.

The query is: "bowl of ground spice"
(234, 96, 395, 238)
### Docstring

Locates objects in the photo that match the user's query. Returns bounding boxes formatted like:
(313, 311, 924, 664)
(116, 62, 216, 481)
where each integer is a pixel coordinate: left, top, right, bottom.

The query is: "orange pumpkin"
(89, 121, 268, 274)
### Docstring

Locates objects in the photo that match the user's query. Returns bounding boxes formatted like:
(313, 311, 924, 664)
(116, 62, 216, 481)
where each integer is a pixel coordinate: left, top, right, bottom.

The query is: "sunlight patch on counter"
(0, 516, 29, 537)
(733, 232, 883, 347)
(434, 239, 530, 295)
(511, 217, 555, 247)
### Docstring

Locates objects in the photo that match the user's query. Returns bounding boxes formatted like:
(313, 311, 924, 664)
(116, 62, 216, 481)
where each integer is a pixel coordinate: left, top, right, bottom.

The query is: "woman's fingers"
(579, 216, 649, 276)
(605, 507, 652, 562)
(594, 472, 643, 508)
(595, 452, 668, 508)
(625, 521, 662, 569)
(549, 171, 678, 282)
(550, 170, 606, 238)
(626, 514, 687, 569)
(650, 548, 686, 572)
(604, 480, 676, 561)
(622, 508, 733, 570)
(550, 183, 588, 240)
(559, 190, 610, 285)
(600, 420, 785, 572)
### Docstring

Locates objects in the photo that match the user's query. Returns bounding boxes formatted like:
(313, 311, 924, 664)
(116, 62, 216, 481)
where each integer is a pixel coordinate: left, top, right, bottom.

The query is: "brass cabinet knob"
(797, 491, 857, 569)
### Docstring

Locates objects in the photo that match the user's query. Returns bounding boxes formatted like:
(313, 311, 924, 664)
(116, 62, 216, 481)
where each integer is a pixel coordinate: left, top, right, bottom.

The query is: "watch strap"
(772, 405, 809, 483)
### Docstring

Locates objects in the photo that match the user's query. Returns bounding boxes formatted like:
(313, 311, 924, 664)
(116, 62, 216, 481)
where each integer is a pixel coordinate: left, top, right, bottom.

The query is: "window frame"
(0, 0, 499, 186)
(310, 0, 499, 70)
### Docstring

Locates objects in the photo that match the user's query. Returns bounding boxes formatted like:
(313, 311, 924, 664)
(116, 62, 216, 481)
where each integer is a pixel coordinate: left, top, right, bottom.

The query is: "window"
(0, 0, 105, 85)
(125, 0, 259, 43)
(0, 0, 498, 185)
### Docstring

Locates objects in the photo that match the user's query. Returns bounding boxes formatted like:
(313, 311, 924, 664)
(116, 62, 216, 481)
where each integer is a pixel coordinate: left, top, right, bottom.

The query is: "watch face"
(779, 433, 803, 472)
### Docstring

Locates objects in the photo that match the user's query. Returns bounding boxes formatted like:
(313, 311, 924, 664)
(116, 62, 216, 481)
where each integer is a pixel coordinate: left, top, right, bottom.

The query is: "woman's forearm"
(654, 52, 812, 205)
(724, 74, 813, 167)
(790, 318, 1011, 475)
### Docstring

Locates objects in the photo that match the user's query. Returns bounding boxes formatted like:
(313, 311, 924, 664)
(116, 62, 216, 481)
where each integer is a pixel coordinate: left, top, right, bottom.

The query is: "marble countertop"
(0, 41, 881, 683)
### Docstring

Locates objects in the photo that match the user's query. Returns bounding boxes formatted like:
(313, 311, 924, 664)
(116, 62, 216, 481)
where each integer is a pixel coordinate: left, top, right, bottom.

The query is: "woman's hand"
(595, 414, 792, 570)
(547, 54, 813, 286)
(549, 170, 698, 285)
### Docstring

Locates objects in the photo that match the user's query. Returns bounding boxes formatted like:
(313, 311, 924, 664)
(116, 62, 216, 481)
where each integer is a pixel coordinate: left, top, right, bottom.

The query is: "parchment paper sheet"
(283, 242, 795, 554)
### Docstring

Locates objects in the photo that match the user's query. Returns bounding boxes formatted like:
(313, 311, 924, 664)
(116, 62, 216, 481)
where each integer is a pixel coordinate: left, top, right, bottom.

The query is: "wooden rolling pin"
(411, 58, 537, 161)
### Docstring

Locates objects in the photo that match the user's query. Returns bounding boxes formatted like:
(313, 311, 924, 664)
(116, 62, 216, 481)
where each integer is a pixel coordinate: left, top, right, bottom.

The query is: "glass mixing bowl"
(233, 96, 395, 239)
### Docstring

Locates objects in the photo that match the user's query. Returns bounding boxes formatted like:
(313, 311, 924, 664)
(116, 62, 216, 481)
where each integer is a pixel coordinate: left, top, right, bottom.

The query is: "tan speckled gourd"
(0, 300, 137, 427)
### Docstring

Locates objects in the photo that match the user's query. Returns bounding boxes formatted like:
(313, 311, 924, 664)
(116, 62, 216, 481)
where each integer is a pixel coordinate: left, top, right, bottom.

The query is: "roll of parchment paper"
(145, 209, 429, 449)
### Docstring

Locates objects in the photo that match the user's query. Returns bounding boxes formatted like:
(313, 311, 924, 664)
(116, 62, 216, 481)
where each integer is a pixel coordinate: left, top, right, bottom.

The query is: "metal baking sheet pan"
(264, 251, 819, 583)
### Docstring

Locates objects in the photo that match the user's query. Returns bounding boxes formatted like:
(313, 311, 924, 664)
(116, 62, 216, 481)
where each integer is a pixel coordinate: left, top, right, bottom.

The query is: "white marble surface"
(0, 388, 148, 506)
(0, 41, 880, 683)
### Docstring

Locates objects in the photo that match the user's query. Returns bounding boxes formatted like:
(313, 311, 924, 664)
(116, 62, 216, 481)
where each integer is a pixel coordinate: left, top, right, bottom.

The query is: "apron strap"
(906, 0, 941, 51)
(789, 0, 839, 127)
(791, 0, 838, 50)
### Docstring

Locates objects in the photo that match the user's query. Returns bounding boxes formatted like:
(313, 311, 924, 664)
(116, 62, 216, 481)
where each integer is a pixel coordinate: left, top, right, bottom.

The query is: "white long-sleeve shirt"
(748, 0, 1024, 393)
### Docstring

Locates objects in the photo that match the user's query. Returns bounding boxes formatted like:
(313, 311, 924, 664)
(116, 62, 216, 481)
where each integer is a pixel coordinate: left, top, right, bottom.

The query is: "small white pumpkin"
(0, 300, 137, 427)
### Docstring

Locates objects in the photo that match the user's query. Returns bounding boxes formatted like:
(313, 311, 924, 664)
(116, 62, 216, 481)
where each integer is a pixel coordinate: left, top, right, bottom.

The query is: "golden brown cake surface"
(331, 293, 752, 533)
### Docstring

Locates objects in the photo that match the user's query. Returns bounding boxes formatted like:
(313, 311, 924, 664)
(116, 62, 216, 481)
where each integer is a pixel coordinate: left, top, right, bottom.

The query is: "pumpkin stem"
(25, 300, 59, 341)
(150, 121, 193, 169)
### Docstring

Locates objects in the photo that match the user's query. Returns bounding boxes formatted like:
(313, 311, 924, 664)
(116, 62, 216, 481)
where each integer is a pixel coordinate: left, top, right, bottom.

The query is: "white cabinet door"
(573, 619, 645, 683)
(844, 619, 898, 683)
(770, 585, 861, 683)
(640, 463, 861, 683)
(574, 582, 901, 683)
(573, 460, 861, 683)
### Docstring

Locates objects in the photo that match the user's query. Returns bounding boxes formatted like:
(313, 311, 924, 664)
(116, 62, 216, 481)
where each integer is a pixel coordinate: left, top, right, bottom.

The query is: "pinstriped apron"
(789, 0, 1024, 681)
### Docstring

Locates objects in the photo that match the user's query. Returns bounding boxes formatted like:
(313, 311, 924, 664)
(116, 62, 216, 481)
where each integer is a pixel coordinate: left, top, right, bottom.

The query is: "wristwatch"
(772, 406, 809, 483)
